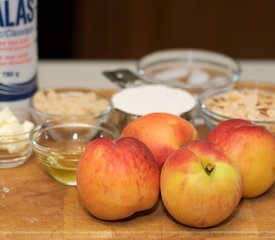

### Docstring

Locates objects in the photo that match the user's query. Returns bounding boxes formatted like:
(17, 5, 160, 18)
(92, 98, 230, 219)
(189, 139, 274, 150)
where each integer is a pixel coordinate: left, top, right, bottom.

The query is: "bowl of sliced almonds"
(199, 81, 275, 135)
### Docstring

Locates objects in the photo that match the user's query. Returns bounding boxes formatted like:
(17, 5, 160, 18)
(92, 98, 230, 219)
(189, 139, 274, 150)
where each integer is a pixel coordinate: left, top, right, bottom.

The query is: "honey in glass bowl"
(30, 122, 119, 186)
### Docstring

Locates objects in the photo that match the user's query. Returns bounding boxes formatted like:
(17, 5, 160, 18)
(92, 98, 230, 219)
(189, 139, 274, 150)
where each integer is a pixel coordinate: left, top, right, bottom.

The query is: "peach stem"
(205, 163, 215, 175)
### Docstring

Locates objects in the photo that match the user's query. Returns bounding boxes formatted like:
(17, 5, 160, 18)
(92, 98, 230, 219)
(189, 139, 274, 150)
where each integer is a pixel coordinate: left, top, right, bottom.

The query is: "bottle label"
(0, 0, 37, 102)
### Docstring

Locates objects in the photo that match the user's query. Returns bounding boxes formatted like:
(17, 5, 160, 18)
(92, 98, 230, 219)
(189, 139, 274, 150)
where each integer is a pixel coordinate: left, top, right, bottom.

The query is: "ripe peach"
(161, 140, 243, 228)
(207, 119, 275, 198)
(77, 137, 160, 220)
(121, 112, 198, 169)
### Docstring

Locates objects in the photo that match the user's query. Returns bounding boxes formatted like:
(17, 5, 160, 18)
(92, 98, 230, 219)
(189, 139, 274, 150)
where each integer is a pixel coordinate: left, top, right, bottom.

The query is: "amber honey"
(30, 122, 119, 186)
(33, 142, 86, 186)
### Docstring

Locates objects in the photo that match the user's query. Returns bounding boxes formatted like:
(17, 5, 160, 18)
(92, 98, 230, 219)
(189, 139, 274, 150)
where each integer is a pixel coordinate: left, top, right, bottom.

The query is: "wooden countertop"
(1, 126, 275, 240)
(1, 61, 275, 239)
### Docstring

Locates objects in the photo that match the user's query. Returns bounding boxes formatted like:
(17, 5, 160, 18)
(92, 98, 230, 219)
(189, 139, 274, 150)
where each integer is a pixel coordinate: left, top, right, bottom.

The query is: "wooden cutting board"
(1, 154, 275, 240)
(1, 89, 275, 239)
(1, 118, 275, 240)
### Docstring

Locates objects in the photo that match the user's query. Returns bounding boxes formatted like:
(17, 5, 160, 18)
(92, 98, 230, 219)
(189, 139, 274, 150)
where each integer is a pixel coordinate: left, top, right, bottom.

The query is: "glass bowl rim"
(0, 128, 35, 143)
(136, 48, 242, 85)
(198, 87, 275, 125)
(30, 122, 119, 155)
(29, 89, 113, 120)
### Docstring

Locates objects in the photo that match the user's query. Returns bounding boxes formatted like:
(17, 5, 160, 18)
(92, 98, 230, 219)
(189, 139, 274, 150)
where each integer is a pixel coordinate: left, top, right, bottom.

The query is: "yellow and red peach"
(160, 140, 243, 228)
(121, 112, 198, 169)
(207, 119, 275, 198)
(76, 137, 160, 220)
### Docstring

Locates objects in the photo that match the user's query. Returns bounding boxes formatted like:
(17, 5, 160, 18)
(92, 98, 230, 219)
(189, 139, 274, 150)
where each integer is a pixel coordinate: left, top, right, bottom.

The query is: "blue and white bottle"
(0, 0, 38, 120)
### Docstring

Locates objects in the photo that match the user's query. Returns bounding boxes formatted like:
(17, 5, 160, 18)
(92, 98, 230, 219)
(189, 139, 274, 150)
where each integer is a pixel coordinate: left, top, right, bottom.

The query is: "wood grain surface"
(1, 154, 275, 240)
(1, 89, 275, 239)
(1, 128, 275, 240)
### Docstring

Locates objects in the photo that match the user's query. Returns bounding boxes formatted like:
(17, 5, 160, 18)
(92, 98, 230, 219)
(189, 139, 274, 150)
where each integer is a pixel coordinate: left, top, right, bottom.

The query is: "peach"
(121, 112, 198, 169)
(76, 137, 160, 220)
(207, 119, 275, 198)
(160, 140, 243, 228)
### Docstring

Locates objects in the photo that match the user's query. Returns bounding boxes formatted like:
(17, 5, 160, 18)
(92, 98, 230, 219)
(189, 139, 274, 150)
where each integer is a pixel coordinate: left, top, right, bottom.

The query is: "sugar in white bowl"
(111, 84, 196, 117)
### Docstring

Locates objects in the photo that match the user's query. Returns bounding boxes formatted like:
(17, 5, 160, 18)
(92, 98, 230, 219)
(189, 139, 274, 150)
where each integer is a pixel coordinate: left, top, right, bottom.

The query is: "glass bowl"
(0, 107, 35, 169)
(137, 49, 241, 96)
(199, 81, 275, 135)
(0, 129, 34, 168)
(30, 88, 113, 125)
(30, 121, 119, 186)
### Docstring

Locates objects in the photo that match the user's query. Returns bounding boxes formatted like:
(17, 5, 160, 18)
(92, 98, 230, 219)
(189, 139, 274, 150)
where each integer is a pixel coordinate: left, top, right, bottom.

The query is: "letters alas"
(0, 0, 34, 27)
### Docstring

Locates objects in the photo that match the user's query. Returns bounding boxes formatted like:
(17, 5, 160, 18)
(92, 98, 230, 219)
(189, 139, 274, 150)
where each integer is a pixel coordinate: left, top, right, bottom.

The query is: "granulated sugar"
(111, 84, 196, 116)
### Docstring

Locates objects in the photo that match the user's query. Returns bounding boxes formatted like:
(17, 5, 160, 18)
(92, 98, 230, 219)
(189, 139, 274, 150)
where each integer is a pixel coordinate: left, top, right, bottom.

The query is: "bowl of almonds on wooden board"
(199, 81, 275, 135)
